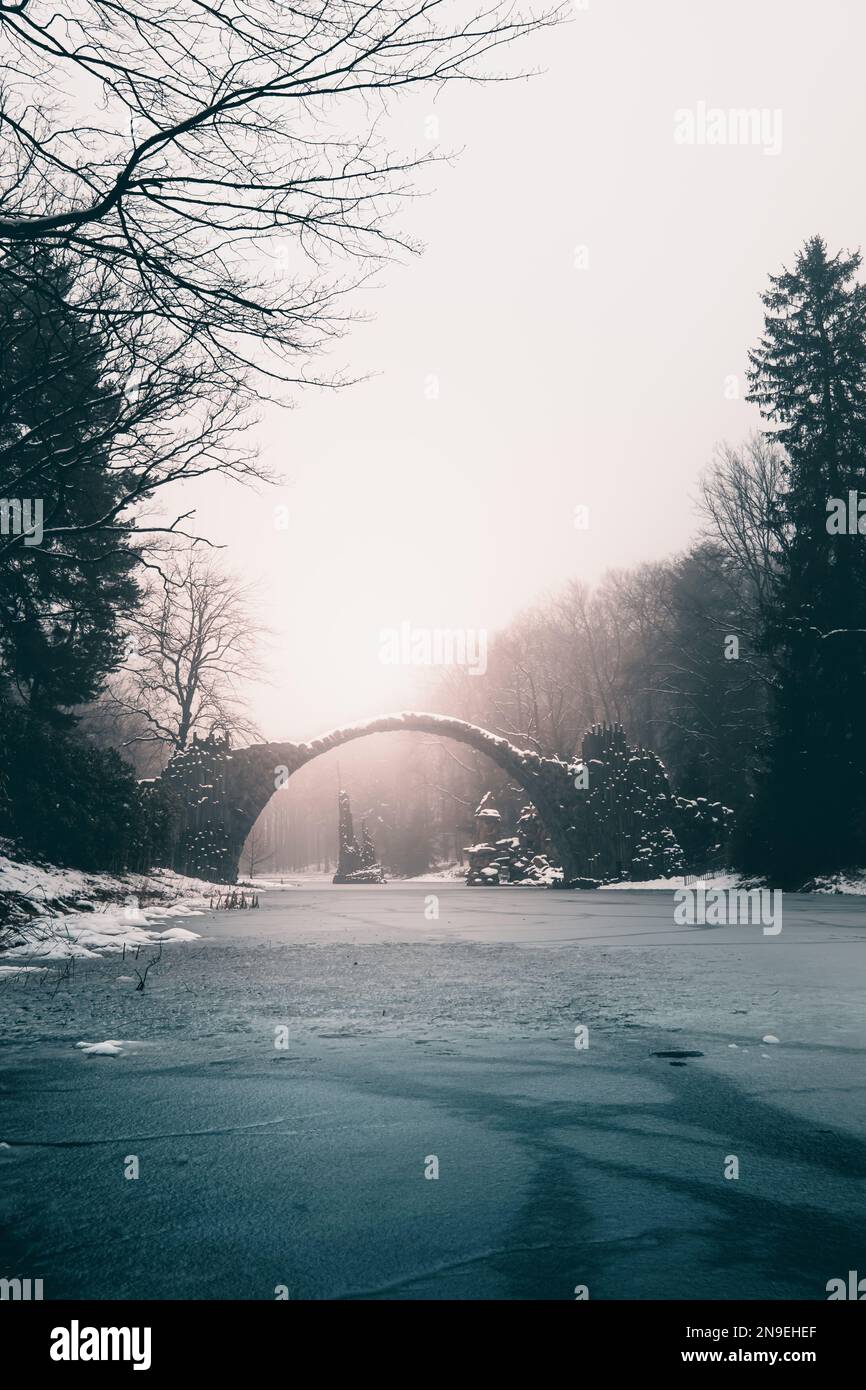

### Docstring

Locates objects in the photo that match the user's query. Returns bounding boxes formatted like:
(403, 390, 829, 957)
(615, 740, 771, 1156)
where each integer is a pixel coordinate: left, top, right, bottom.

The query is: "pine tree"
(0, 250, 139, 716)
(746, 236, 866, 881)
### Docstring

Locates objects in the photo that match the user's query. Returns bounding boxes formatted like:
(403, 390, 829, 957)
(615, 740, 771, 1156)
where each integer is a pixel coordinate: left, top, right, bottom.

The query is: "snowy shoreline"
(0, 851, 216, 966)
(3, 850, 865, 972)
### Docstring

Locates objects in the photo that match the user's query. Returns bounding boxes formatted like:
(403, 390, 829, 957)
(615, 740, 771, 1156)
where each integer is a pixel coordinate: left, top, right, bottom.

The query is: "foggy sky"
(185, 0, 866, 741)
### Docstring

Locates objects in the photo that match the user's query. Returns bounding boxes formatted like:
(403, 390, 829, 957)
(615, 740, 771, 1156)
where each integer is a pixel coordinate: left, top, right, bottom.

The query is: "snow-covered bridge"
(153, 712, 680, 885)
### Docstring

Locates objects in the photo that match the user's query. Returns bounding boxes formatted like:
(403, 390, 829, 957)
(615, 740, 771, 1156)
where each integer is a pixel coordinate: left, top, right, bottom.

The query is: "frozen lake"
(1, 884, 865, 1299)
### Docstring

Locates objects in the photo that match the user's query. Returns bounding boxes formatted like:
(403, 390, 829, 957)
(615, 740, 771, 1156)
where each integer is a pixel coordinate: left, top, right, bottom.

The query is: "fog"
(156, 0, 866, 739)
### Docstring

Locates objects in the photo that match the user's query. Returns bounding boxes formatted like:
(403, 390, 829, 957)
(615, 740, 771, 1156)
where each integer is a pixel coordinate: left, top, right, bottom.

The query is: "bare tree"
(0, 0, 564, 393)
(109, 550, 267, 756)
(699, 434, 789, 631)
(242, 822, 274, 880)
(0, 247, 259, 568)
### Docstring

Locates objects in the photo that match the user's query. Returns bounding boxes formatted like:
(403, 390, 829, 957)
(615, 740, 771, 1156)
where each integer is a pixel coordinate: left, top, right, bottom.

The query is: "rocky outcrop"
(332, 791, 386, 884)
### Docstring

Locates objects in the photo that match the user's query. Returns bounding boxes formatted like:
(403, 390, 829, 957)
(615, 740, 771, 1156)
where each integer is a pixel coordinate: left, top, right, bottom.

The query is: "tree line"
(5, 236, 866, 885)
(414, 238, 866, 886)
(257, 238, 866, 888)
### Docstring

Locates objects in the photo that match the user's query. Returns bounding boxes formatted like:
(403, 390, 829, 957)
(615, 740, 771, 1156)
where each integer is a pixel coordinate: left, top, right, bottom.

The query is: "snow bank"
(1, 907, 204, 962)
(0, 851, 217, 959)
(599, 868, 866, 893)
(403, 864, 467, 883)
(599, 872, 745, 891)
(806, 869, 866, 894)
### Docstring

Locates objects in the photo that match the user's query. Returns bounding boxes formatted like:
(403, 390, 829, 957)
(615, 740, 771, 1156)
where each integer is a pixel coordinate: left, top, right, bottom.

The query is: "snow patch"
(599, 872, 745, 891)
(1, 853, 214, 960)
(806, 869, 866, 894)
(76, 1040, 128, 1057)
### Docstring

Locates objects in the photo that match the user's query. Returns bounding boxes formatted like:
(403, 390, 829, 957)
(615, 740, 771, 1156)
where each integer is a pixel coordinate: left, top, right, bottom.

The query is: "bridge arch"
(158, 712, 586, 883)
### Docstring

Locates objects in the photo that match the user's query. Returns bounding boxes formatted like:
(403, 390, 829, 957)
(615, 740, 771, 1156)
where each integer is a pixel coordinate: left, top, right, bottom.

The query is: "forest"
(4, 235, 866, 888)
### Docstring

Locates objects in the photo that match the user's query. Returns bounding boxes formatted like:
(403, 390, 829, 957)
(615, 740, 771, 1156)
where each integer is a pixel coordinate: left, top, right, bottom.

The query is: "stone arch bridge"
(152, 711, 682, 886)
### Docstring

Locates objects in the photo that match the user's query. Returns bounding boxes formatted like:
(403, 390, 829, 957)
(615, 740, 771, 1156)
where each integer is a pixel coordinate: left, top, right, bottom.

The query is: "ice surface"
(2, 883, 865, 1300)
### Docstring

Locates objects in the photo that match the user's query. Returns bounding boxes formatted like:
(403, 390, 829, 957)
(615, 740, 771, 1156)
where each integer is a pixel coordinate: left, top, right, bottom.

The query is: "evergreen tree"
(0, 702, 164, 871)
(746, 236, 866, 881)
(0, 250, 139, 717)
